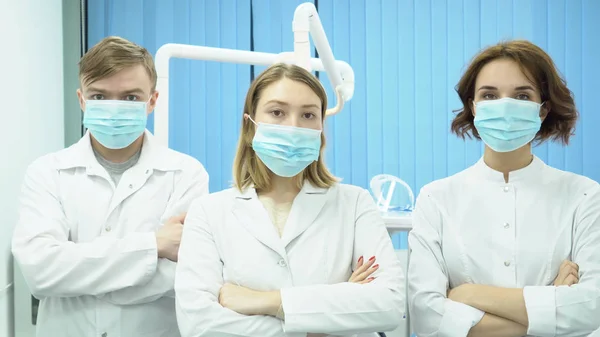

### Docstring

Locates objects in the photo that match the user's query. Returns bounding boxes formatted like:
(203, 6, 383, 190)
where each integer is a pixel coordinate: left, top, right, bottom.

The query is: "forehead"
(258, 78, 321, 107)
(475, 58, 535, 89)
(83, 64, 152, 93)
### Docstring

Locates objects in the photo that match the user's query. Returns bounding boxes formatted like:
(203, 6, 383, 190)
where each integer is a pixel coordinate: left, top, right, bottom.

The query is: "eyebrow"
(86, 87, 146, 95)
(265, 99, 320, 109)
(477, 85, 536, 92)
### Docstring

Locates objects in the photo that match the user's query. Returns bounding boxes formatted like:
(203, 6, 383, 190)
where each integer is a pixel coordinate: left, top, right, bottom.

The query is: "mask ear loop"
(244, 114, 258, 126)
(538, 101, 548, 120)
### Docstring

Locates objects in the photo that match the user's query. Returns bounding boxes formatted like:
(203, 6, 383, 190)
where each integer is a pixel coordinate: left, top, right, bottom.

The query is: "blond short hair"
(79, 36, 157, 90)
(233, 63, 338, 192)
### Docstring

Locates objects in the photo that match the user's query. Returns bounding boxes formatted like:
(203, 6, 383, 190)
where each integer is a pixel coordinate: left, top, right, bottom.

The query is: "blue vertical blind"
(88, 0, 600, 248)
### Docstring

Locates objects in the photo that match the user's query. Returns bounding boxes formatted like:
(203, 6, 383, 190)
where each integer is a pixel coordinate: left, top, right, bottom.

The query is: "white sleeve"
(175, 197, 306, 337)
(280, 189, 404, 335)
(11, 160, 157, 298)
(408, 187, 485, 337)
(101, 163, 210, 305)
(523, 187, 600, 336)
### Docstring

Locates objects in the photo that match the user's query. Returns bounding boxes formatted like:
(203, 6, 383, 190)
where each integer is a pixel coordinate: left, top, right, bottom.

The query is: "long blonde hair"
(232, 63, 338, 192)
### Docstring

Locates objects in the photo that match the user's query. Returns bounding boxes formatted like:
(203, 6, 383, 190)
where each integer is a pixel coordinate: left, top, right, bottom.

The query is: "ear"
(469, 98, 476, 116)
(76, 89, 85, 112)
(147, 90, 159, 114)
(540, 102, 550, 121)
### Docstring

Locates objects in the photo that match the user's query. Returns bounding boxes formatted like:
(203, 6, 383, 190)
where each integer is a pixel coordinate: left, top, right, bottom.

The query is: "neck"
(259, 175, 301, 202)
(483, 144, 533, 182)
(91, 136, 144, 163)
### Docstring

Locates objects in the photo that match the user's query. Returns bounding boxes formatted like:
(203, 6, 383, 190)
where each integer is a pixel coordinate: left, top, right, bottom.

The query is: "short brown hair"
(451, 40, 577, 145)
(79, 36, 157, 90)
(233, 63, 338, 192)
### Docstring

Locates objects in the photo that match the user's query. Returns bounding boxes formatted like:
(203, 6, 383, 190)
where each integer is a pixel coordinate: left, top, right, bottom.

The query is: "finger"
(353, 256, 375, 275)
(567, 267, 579, 280)
(362, 256, 376, 269)
(566, 261, 579, 272)
(166, 216, 184, 226)
(356, 256, 364, 269)
(357, 277, 375, 284)
(356, 264, 379, 281)
(560, 265, 579, 283)
(556, 271, 579, 286)
(176, 213, 187, 223)
(564, 274, 578, 286)
(556, 265, 573, 285)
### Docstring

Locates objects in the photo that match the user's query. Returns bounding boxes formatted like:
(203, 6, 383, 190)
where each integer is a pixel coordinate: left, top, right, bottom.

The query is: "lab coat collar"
(473, 155, 546, 184)
(232, 181, 331, 255)
(233, 180, 328, 199)
(56, 130, 182, 172)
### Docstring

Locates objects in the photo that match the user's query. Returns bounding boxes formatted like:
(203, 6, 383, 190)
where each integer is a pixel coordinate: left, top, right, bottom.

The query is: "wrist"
(155, 235, 163, 258)
(256, 290, 282, 316)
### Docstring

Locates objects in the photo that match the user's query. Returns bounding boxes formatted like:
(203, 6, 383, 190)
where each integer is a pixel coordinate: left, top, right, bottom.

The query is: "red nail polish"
(373, 264, 379, 269)
(368, 277, 375, 280)
(369, 256, 375, 262)
(358, 256, 363, 263)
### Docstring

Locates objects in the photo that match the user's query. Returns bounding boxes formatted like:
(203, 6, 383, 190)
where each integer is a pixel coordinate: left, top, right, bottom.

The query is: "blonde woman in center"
(174, 63, 405, 337)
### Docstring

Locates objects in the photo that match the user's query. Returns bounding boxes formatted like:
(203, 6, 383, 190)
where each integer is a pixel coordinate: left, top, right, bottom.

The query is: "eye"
(91, 94, 104, 100)
(270, 109, 284, 117)
(515, 93, 531, 100)
(303, 112, 317, 119)
(125, 95, 138, 101)
(482, 93, 497, 100)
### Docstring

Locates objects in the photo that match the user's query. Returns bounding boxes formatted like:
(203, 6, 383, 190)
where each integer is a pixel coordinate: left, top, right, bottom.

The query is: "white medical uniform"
(12, 130, 209, 337)
(408, 156, 600, 337)
(175, 182, 405, 337)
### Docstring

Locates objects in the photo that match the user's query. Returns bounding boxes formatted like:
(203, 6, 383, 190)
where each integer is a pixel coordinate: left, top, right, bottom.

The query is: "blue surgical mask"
(249, 117, 322, 177)
(83, 99, 149, 149)
(474, 97, 543, 153)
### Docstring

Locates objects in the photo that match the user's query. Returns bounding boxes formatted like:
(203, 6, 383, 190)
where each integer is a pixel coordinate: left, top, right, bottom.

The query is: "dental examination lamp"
(153, 2, 355, 148)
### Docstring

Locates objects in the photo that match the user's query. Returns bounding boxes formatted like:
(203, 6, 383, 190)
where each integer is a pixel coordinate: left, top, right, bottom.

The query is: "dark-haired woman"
(408, 40, 600, 337)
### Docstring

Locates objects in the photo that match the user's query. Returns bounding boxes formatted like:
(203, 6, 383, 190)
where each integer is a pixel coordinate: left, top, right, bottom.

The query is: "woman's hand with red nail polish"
(348, 255, 379, 284)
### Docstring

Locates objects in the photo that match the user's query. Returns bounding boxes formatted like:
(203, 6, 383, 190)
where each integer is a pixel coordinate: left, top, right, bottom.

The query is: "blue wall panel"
(87, 0, 600, 249)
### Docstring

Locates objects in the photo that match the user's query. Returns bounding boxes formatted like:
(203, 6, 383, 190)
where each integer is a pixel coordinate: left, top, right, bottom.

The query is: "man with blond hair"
(12, 36, 209, 337)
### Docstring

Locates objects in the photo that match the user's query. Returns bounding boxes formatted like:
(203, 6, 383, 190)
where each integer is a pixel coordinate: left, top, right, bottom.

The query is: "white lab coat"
(11, 130, 209, 337)
(408, 156, 600, 337)
(175, 182, 405, 337)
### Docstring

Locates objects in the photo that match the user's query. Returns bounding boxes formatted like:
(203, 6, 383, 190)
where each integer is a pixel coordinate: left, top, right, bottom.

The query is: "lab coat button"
(101, 333, 107, 337)
(504, 261, 511, 266)
(503, 186, 510, 192)
(129, 184, 133, 189)
(503, 222, 510, 229)
(105, 226, 111, 232)
(278, 259, 287, 267)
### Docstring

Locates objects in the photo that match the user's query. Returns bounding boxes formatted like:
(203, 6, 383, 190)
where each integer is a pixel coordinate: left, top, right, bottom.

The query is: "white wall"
(0, 1, 64, 336)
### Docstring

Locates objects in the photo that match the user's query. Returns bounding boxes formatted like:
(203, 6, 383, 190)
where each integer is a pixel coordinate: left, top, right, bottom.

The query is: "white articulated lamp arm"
(292, 2, 351, 116)
(153, 2, 355, 147)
